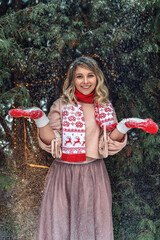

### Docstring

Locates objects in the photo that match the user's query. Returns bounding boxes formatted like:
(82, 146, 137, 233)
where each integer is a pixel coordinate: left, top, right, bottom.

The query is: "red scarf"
(61, 101, 116, 162)
(75, 88, 95, 103)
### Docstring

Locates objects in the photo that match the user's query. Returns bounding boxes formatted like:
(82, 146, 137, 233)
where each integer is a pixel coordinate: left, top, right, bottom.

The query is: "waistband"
(54, 158, 103, 165)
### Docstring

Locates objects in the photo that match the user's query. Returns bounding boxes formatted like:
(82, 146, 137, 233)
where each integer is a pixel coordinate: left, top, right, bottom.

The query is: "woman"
(9, 56, 158, 240)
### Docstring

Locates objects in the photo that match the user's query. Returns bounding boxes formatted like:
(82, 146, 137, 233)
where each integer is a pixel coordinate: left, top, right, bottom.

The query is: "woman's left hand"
(116, 118, 158, 134)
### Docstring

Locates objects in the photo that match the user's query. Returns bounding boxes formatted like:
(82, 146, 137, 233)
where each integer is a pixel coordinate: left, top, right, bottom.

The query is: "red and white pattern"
(124, 118, 158, 134)
(62, 103, 86, 162)
(95, 103, 116, 130)
(9, 107, 43, 119)
(62, 102, 117, 162)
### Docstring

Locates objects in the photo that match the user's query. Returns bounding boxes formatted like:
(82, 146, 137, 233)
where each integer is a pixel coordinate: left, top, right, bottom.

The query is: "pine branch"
(0, 115, 14, 145)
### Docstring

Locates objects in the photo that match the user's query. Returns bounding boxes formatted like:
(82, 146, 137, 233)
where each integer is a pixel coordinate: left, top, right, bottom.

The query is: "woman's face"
(74, 66, 97, 95)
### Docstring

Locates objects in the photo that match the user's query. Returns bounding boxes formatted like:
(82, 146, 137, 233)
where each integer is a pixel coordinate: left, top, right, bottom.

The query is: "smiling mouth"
(81, 86, 91, 89)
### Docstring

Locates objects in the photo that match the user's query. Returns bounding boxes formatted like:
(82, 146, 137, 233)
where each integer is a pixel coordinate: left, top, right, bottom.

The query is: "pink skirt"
(36, 158, 114, 240)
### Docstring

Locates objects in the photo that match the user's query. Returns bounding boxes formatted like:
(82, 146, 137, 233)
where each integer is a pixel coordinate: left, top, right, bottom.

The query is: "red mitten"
(117, 118, 158, 134)
(9, 107, 49, 128)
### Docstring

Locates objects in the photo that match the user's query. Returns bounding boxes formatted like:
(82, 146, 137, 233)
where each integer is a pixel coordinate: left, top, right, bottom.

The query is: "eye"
(76, 75, 82, 78)
(88, 74, 94, 77)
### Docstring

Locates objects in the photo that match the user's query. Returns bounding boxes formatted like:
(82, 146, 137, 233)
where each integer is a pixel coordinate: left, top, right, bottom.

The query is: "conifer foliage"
(0, 0, 160, 239)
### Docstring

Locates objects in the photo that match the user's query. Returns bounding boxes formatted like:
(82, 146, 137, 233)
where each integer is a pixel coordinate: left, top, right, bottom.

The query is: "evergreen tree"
(0, 0, 160, 239)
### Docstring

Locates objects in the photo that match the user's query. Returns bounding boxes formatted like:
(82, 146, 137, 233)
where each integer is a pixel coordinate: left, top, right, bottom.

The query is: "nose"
(83, 76, 89, 84)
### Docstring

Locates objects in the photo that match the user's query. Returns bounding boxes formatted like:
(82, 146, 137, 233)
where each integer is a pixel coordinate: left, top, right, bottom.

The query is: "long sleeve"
(38, 98, 63, 158)
(99, 129, 127, 158)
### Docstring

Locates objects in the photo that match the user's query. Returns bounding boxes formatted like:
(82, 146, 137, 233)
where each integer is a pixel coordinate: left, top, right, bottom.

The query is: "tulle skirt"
(36, 158, 114, 240)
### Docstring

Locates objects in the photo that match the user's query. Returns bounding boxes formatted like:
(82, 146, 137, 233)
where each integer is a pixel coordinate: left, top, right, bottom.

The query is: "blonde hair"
(63, 56, 110, 104)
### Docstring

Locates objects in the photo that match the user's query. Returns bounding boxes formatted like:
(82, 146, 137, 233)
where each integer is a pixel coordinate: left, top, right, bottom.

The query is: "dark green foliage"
(0, 0, 160, 239)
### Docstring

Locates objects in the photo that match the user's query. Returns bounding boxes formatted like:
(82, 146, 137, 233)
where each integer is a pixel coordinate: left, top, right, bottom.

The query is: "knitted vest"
(62, 102, 115, 162)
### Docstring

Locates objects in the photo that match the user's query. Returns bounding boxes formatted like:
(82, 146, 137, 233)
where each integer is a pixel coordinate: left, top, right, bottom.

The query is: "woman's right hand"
(9, 107, 49, 128)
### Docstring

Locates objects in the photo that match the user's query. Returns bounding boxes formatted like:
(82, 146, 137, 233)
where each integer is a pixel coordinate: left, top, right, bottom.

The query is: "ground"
(0, 167, 48, 240)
